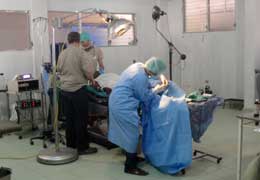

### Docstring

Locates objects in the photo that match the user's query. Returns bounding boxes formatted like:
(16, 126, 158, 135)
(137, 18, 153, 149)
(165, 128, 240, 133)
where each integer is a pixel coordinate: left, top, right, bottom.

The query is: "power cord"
(0, 155, 36, 160)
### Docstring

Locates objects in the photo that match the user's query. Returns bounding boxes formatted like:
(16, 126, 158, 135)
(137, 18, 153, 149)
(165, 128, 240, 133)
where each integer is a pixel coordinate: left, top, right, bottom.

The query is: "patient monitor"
(7, 74, 39, 94)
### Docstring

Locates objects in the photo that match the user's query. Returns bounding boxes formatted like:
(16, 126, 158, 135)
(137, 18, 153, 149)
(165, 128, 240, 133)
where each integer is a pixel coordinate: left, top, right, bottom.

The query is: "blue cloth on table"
(141, 81, 192, 174)
(188, 97, 224, 143)
(84, 85, 107, 98)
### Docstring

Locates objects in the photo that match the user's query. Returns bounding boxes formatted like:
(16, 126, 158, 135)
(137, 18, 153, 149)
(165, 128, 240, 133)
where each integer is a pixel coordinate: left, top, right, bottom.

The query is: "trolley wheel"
(43, 144, 47, 148)
(30, 141, 34, 145)
(60, 139, 66, 145)
(19, 136, 23, 140)
(193, 151, 197, 156)
(181, 169, 186, 175)
(217, 158, 222, 164)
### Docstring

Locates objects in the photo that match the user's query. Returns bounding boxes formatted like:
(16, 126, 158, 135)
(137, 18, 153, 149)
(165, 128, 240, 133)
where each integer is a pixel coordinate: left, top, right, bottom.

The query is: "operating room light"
(114, 23, 131, 37)
(109, 18, 133, 39)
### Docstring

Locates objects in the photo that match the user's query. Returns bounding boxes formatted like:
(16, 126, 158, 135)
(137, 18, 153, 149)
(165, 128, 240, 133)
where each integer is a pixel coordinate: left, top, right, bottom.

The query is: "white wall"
(0, 0, 33, 81)
(0, 0, 49, 119)
(254, 0, 260, 70)
(0, 0, 167, 118)
(244, 0, 258, 109)
(167, 0, 244, 98)
(47, 0, 167, 75)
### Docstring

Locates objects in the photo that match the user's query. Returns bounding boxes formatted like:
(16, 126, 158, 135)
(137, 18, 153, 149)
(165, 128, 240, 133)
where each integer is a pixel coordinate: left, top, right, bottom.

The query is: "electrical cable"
(0, 155, 36, 160)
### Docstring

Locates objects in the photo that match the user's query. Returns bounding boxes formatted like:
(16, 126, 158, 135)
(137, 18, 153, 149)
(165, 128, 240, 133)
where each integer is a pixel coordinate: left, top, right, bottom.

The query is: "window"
(80, 12, 109, 47)
(0, 10, 31, 51)
(184, 0, 235, 32)
(48, 11, 78, 43)
(48, 11, 137, 47)
(108, 14, 136, 46)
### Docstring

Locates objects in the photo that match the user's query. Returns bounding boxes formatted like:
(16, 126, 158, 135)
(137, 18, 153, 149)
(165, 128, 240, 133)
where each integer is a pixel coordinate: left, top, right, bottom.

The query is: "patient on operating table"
(141, 77, 192, 174)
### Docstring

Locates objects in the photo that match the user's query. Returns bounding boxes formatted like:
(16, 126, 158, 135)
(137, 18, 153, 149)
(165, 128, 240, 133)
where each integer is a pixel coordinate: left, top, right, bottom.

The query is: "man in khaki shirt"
(57, 32, 98, 155)
(80, 32, 105, 78)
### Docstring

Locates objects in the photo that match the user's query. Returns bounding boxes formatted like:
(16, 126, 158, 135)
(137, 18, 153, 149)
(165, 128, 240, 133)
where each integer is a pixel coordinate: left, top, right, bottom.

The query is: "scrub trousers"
(60, 87, 89, 151)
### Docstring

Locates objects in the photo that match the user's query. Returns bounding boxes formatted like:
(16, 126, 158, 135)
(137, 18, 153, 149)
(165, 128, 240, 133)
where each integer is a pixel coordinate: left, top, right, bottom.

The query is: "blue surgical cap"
(80, 32, 91, 42)
(144, 57, 166, 75)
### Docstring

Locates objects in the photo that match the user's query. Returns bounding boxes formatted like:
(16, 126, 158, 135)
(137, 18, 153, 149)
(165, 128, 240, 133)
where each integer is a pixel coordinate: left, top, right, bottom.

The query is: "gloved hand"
(152, 83, 168, 94)
(160, 74, 168, 86)
(91, 80, 102, 90)
(99, 68, 105, 74)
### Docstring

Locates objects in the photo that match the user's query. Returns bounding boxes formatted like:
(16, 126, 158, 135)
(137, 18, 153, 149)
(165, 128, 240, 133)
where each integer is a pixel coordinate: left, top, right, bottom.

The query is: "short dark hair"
(67, 32, 80, 44)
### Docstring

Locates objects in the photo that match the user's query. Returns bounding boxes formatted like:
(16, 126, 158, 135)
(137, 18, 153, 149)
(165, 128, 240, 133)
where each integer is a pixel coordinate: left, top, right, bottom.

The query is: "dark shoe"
(78, 147, 98, 155)
(136, 156, 145, 163)
(124, 167, 149, 176)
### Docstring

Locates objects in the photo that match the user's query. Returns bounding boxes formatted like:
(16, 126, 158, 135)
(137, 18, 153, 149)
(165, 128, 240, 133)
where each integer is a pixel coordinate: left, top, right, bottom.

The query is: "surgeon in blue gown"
(108, 57, 167, 176)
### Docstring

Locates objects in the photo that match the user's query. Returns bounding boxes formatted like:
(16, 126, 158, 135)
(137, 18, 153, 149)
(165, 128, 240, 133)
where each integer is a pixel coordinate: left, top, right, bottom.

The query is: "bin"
(0, 167, 11, 180)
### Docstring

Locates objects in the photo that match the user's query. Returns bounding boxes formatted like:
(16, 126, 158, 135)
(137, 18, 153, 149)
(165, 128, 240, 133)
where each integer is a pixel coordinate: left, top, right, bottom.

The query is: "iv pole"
(37, 26, 78, 165)
(37, 8, 105, 165)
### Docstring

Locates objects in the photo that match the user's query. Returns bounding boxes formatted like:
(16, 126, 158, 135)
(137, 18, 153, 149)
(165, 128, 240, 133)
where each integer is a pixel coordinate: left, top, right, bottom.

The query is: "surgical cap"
(144, 57, 166, 75)
(80, 32, 91, 42)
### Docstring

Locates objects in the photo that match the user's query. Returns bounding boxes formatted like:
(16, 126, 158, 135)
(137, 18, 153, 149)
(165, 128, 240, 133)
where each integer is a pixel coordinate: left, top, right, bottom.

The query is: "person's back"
(109, 63, 146, 110)
(57, 45, 93, 92)
(108, 57, 167, 176)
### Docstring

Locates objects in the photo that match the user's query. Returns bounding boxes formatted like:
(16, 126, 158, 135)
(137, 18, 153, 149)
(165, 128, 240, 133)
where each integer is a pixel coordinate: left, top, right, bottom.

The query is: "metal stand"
(237, 116, 243, 180)
(37, 27, 78, 165)
(190, 97, 223, 164)
(193, 150, 222, 164)
(37, 147, 78, 165)
(154, 21, 186, 81)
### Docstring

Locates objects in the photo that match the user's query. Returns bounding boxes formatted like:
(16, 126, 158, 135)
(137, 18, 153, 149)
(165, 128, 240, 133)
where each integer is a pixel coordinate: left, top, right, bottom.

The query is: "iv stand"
(37, 27, 78, 165)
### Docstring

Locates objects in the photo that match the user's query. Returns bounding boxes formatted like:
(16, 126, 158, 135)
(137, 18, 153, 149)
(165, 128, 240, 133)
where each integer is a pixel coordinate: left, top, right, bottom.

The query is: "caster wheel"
(43, 144, 47, 148)
(193, 151, 197, 156)
(61, 140, 66, 145)
(19, 136, 23, 140)
(217, 158, 222, 164)
(30, 141, 34, 145)
(181, 169, 186, 175)
(255, 122, 259, 126)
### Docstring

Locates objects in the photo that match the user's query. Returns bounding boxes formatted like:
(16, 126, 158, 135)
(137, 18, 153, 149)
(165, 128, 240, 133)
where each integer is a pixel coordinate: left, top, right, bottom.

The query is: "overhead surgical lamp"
(109, 17, 134, 39)
(152, 5, 167, 22)
(152, 5, 186, 84)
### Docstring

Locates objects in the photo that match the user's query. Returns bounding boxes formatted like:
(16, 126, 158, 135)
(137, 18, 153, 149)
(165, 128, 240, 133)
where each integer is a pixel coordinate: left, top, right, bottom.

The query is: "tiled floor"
(1, 108, 260, 180)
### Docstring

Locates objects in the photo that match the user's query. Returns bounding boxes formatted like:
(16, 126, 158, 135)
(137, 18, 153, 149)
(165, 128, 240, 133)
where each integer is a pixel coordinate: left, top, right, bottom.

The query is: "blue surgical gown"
(108, 63, 158, 153)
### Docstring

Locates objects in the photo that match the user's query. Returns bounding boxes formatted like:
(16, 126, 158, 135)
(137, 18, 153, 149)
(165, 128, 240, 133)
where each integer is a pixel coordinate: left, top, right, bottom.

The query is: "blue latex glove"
(99, 68, 105, 74)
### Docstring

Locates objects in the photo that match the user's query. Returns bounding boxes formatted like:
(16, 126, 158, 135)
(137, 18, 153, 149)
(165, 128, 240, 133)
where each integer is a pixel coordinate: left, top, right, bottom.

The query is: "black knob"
(180, 54, 186, 60)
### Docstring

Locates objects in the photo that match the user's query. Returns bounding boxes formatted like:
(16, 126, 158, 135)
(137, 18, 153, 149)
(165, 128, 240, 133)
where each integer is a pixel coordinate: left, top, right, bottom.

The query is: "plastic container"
(0, 167, 11, 180)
